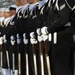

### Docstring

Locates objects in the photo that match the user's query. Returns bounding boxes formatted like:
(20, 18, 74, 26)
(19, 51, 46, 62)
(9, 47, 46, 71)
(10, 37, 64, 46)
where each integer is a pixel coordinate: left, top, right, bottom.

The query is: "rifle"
(36, 28, 44, 75)
(16, 34, 21, 75)
(3, 35, 11, 75)
(41, 27, 51, 75)
(23, 33, 29, 75)
(30, 32, 38, 75)
(10, 35, 15, 75)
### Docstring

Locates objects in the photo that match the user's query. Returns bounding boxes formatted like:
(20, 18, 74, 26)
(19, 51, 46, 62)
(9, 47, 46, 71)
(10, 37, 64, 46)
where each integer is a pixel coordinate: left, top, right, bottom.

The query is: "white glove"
(10, 36, 15, 45)
(42, 34, 48, 41)
(23, 39, 28, 44)
(36, 28, 41, 36)
(30, 38, 37, 44)
(30, 32, 37, 44)
(10, 35, 15, 41)
(23, 33, 28, 44)
(38, 35, 43, 42)
(16, 34, 21, 44)
(3, 35, 7, 43)
(30, 32, 35, 39)
(10, 40, 15, 45)
(41, 26, 48, 35)
(23, 33, 26, 39)
(16, 34, 20, 39)
(17, 39, 21, 44)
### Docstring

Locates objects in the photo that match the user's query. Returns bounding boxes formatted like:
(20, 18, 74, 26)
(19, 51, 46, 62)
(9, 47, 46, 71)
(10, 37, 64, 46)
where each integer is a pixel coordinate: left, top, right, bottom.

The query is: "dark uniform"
(14, 4, 30, 75)
(1, 17, 11, 75)
(69, 4, 75, 74)
(15, 1, 47, 74)
(26, 1, 50, 75)
(44, 0, 74, 75)
(5, 16, 17, 72)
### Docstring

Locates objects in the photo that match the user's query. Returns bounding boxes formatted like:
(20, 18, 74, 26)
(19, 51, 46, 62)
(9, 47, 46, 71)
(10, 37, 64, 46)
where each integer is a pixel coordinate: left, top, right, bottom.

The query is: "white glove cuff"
(42, 34, 48, 41)
(11, 40, 15, 45)
(41, 26, 48, 35)
(36, 28, 41, 36)
(17, 39, 21, 44)
(30, 38, 37, 44)
(30, 32, 35, 39)
(38, 35, 43, 42)
(23, 39, 28, 44)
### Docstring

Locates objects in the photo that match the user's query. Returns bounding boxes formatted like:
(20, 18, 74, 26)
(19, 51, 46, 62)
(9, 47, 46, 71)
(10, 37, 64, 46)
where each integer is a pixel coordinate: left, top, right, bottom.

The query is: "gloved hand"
(30, 32, 37, 44)
(36, 28, 41, 36)
(41, 26, 48, 35)
(10, 35, 15, 45)
(30, 32, 35, 39)
(16, 34, 21, 44)
(41, 26, 49, 41)
(3, 35, 7, 43)
(23, 33, 28, 44)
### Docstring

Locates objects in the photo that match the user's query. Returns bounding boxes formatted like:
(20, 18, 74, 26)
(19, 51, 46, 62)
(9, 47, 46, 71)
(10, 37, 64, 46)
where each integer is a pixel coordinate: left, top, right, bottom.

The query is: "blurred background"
(0, 0, 14, 7)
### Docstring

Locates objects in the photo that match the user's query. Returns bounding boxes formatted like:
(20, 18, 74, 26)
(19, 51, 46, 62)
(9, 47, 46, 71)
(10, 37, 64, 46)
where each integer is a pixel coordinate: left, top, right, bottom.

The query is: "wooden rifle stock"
(39, 42, 44, 75)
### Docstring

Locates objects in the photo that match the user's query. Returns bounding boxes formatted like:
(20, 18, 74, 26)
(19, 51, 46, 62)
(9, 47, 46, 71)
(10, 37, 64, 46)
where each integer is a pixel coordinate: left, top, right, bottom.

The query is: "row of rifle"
(0, 0, 75, 75)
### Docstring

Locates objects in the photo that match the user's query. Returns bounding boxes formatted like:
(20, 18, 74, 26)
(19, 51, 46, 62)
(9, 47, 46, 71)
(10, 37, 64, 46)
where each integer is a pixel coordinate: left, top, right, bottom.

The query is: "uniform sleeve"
(47, 0, 74, 33)
(5, 25, 17, 39)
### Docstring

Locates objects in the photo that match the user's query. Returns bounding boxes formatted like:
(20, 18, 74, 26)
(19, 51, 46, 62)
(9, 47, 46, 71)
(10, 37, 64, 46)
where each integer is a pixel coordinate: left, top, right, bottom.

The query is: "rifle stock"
(32, 44, 38, 75)
(44, 40, 51, 75)
(39, 42, 44, 75)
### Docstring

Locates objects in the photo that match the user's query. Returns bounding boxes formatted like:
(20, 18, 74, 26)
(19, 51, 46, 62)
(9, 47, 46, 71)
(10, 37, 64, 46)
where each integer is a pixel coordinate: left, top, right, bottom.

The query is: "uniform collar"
(4, 17, 10, 25)
(29, 2, 39, 11)
(21, 4, 30, 13)
(0, 17, 5, 22)
(38, 1, 47, 9)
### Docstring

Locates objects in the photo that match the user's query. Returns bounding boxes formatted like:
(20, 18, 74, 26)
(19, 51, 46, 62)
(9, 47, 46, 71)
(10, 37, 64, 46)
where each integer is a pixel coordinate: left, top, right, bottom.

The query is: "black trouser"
(6, 41, 12, 70)
(49, 28, 73, 75)
(2, 43, 8, 68)
(20, 42, 25, 75)
(7, 41, 18, 70)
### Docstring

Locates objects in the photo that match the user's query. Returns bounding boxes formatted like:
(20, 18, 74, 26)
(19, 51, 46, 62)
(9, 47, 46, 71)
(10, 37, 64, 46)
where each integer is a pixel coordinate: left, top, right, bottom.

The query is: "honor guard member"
(16, 0, 49, 74)
(14, 0, 30, 74)
(1, 8, 11, 75)
(26, 0, 50, 75)
(27, 0, 49, 33)
(37, 0, 50, 28)
(6, 0, 29, 74)
(0, 8, 5, 74)
(15, 0, 22, 12)
(9, 5, 17, 16)
(15, 0, 39, 74)
(5, 5, 18, 75)
(26, 0, 47, 74)
(41, 0, 74, 75)
(68, 3, 75, 75)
